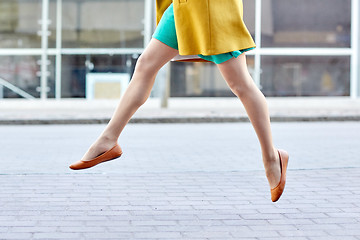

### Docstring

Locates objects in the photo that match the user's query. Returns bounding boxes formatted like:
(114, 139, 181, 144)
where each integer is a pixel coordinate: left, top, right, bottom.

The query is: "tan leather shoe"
(270, 149, 289, 202)
(69, 144, 122, 170)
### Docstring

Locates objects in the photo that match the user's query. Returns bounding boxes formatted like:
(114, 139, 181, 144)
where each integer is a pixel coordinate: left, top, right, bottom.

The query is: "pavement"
(0, 97, 360, 124)
(1, 122, 360, 240)
(1, 169, 360, 240)
(1, 97, 360, 239)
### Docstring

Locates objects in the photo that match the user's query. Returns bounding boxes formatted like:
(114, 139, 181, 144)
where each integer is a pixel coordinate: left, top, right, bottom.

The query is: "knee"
(228, 79, 254, 98)
(135, 53, 157, 75)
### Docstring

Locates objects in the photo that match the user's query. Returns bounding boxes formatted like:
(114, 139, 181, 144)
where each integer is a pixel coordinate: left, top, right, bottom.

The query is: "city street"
(2, 0, 360, 238)
(1, 122, 360, 239)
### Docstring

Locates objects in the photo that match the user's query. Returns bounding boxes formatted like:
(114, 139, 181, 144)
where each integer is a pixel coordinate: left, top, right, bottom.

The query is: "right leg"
(81, 38, 178, 161)
(216, 54, 282, 189)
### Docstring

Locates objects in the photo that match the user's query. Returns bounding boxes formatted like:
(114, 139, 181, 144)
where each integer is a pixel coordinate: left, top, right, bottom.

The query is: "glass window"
(261, 0, 351, 48)
(62, 0, 144, 48)
(0, 0, 42, 48)
(169, 56, 255, 97)
(260, 56, 350, 96)
(61, 54, 137, 98)
(0, 55, 56, 98)
(243, 0, 256, 40)
(170, 62, 228, 97)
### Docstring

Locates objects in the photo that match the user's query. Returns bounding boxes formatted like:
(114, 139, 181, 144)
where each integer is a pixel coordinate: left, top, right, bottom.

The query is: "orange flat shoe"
(270, 149, 289, 202)
(69, 144, 122, 170)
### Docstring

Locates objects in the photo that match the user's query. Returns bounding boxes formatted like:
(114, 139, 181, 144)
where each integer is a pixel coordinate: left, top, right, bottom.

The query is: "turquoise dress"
(152, 3, 255, 64)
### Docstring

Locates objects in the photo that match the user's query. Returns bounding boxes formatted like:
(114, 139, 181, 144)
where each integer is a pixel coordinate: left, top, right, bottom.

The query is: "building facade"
(0, 0, 359, 99)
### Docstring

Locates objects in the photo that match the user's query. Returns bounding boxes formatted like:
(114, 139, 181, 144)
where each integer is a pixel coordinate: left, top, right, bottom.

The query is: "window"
(61, 0, 144, 48)
(261, 56, 350, 96)
(261, 0, 351, 48)
(0, 0, 42, 48)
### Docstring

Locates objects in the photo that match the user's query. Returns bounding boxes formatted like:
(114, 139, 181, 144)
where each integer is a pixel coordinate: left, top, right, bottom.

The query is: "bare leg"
(81, 39, 178, 161)
(216, 54, 281, 189)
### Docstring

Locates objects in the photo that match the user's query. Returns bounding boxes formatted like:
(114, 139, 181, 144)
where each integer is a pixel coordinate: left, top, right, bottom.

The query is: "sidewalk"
(0, 97, 360, 124)
(1, 169, 360, 240)
(1, 121, 360, 239)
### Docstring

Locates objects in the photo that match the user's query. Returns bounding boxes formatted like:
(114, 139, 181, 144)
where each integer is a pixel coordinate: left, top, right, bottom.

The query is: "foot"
(270, 149, 289, 202)
(264, 148, 282, 189)
(81, 136, 118, 162)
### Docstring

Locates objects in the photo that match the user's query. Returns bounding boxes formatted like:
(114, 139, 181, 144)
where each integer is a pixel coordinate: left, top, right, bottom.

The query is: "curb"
(0, 115, 360, 125)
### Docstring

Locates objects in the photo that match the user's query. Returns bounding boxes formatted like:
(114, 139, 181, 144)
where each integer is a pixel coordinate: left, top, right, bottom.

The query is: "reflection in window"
(261, 0, 351, 48)
(243, 0, 255, 39)
(62, 0, 144, 48)
(261, 56, 350, 96)
(0, 56, 56, 98)
(169, 57, 255, 97)
(0, 0, 42, 48)
(61, 54, 137, 98)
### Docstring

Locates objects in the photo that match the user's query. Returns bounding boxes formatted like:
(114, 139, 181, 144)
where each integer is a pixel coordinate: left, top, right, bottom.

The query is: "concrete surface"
(0, 97, 360, 124)
(0, 122, 359, 239)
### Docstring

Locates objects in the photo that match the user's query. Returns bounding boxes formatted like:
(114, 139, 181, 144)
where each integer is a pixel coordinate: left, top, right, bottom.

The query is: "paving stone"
(231, 230, 280, 238)
(131, 220, 178, 226)
(223, 219, 269, 225)
(278, 230, 327, 237)
(196, 214, 241, 220)
(312, 217, 359, 224)
(327, 230, 360, 236)
(308, 237, 358, 240)
(36, 221, 85, 227)
(257, 238, 308, 240)
(0, 221, 37, 227)
(82, 232, 133, 239)
(249, 224, 298, 231)
(0, 227, 9, 234)
(8, 227, 57, 233)
(129, 210, 174, 216)
(178, 220, 224, 226)
(0, 233, 33, 239)
(57, 226, 106, 233)
(152, 214, 198, 220)
(340, 223, 360, 229)
(155, 226, 202, 232)
(183, 231, 232, 238)
(133, 232, 182, 238)
(267, 219, 315, 225)
(85, 220, 130, 227)
(32, 232, 82, 239)
(296, 224, 343, 230)
(107, 226, 155, 232)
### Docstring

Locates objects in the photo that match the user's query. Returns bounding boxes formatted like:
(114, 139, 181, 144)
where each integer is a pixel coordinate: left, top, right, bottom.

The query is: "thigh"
(137, 38, 179, 73)
(216, 53, 253, 85)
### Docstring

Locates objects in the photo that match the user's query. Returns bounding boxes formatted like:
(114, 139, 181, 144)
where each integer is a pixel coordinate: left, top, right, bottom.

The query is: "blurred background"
(0, 0, 358, 100)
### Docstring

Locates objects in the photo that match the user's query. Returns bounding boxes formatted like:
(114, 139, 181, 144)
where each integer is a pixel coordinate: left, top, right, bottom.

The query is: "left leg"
(216, 54, 281, 189)
(78, 39, 179, 162)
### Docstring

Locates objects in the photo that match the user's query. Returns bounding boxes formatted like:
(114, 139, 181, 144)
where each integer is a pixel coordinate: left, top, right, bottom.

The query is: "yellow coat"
(156, 0, 256, 56)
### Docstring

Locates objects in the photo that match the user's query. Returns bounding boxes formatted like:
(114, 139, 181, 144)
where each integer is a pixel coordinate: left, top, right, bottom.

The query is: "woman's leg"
(216, 54, 281, 189)
(81, 38, 178, 161)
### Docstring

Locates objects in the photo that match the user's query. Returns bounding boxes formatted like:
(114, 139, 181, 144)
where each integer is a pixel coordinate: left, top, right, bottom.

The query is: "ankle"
(263, 147, 278, 161)
(97, 134, 118, 145)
